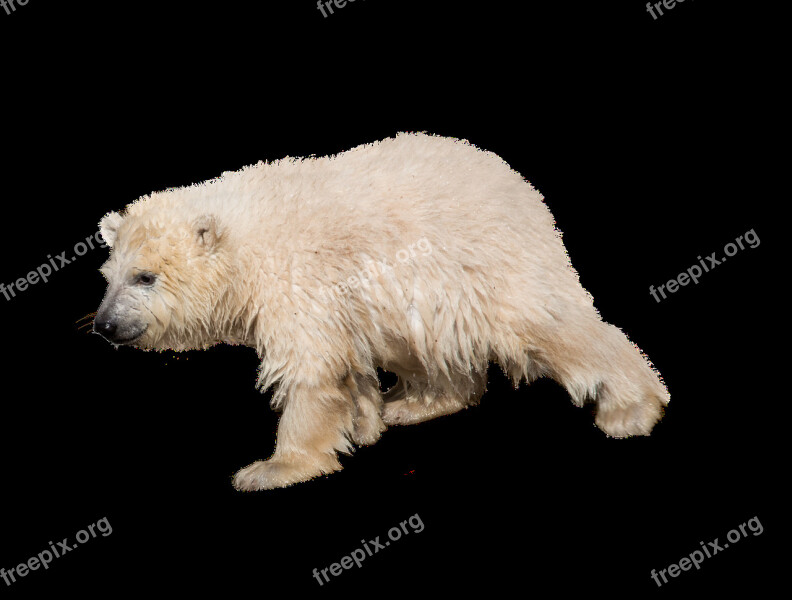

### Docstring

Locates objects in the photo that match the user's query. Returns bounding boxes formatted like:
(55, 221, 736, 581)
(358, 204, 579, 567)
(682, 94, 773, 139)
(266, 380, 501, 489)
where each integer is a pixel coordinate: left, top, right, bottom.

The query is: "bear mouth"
(114, 326, 148, 345)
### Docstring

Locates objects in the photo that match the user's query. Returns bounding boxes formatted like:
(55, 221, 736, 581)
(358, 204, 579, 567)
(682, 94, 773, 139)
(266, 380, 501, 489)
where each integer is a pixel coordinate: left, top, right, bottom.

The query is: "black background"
(0, 0, 777, 595)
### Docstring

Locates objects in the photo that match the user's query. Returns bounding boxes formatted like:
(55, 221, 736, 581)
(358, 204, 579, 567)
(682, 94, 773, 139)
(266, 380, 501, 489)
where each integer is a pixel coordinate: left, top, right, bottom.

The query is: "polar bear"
(94, 133, 668, 490)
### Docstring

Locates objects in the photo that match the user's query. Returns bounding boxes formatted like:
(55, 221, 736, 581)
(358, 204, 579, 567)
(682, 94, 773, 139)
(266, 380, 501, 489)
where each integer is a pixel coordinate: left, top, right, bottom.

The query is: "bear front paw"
(232, 455, 340, 491)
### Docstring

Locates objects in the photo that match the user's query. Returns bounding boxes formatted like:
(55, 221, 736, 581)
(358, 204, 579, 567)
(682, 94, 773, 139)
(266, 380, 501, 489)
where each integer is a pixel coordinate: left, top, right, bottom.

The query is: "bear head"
(94, 206, 235, 351)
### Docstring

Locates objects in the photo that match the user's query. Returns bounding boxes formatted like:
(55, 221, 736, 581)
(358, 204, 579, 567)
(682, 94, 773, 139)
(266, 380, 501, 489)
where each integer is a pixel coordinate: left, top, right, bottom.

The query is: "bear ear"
(99, 211, 123, 248)
(193, 215, 222, 251)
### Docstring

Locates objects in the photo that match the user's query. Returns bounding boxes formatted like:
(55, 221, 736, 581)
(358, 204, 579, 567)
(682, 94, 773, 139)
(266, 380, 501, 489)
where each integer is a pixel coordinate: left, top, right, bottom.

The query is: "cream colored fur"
(95, 132, 669, 491)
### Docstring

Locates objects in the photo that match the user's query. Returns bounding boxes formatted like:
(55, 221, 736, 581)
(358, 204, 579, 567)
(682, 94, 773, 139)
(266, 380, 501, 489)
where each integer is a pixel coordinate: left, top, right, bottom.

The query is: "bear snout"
(93, 311, 147, 344)
(93, 316, 118, 340)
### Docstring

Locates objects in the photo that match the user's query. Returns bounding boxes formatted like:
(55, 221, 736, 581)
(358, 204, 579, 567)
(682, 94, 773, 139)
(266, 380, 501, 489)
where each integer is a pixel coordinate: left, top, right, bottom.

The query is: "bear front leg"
(233, 380, 356, 491)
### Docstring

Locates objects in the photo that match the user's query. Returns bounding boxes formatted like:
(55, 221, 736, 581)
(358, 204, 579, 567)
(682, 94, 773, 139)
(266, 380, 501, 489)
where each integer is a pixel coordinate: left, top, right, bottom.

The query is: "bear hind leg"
(535, 319, 669, 437)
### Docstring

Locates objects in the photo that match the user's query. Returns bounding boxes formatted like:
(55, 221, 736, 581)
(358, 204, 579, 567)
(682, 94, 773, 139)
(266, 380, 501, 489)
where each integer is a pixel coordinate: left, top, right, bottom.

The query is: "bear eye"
(135, 272, 156, 286)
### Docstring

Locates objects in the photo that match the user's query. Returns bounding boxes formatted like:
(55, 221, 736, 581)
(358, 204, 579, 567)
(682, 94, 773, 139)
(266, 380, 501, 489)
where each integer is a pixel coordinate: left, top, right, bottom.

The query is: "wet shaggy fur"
(94, 132, 669, 490)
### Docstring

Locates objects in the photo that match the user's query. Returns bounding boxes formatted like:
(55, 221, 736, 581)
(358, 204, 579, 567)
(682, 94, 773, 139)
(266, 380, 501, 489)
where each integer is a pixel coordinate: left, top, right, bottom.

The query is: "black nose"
(94, 318, 117, 340)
